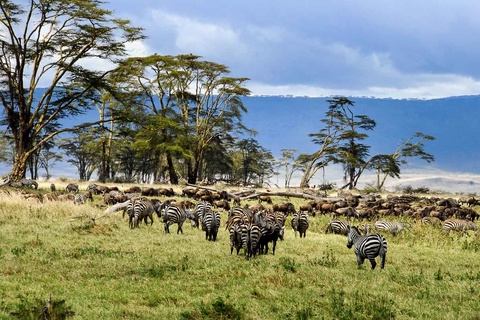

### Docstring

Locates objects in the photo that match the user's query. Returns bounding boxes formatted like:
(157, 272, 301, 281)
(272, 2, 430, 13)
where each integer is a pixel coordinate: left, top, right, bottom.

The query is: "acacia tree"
(115, 54, 252, 184)
(298, 105, 346, 188)
(367, 132, 435, 190)
(0, 0, 143, 182)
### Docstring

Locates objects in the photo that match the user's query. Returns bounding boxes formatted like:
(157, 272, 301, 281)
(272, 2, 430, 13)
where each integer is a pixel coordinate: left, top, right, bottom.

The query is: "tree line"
(0, 1, 434, 189)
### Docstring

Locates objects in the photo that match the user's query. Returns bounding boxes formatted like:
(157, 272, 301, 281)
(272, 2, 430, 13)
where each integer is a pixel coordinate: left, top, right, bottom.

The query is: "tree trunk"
(10, 153, 29, 182)
(166, 153, 178, 184)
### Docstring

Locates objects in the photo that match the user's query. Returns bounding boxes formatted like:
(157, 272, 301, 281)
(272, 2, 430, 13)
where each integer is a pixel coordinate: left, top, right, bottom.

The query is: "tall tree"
(115, 54, 252, 184)
(279, 149, 299, 188)
(0, 0, 144, 182)
(327, 97, 376, 189)
(368, 132, 435, 190)
(298, 107, 346, 188)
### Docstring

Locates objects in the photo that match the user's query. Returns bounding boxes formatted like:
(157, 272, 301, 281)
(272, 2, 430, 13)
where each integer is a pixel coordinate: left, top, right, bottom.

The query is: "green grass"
(0, 190, 479, 319)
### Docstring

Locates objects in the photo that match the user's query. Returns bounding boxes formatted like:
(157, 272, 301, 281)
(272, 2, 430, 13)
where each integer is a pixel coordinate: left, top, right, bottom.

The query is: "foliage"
(0, 0, 144, 181)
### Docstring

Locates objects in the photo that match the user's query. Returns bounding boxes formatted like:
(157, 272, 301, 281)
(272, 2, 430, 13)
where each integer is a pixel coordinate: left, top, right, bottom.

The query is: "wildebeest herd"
(5, 181, 480, 269)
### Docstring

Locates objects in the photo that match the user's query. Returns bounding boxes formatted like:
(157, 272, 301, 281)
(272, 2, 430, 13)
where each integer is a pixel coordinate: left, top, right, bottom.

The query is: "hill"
(240, 95, 480, 193)
(2, 93, 480, 193)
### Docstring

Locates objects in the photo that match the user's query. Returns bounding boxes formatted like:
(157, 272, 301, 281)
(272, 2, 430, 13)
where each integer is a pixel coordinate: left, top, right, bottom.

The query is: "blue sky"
(105, 0, 480, 99)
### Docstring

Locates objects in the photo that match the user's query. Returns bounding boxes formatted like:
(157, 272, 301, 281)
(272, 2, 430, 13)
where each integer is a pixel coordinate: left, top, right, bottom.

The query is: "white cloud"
(151, 9, 248, 60)
(247, 72, 480, 100)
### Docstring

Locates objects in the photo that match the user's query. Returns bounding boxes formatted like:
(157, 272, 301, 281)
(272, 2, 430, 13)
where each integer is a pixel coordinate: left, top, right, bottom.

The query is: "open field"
(0, 181, 479, 319)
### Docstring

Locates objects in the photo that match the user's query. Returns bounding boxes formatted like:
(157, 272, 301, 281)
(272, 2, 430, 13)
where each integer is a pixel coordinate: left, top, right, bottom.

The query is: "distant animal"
(443, 219, 477, 232)
(291, 212, 309, 238)
(347, 226, 388, 270)
(202, 210, 221, 241)
(65, 183, 79, 193)
(325, 219, 350, 235)
(161, 204, 187, 234)
(18, 179, 38, 189)
(374, 221, 411, 236)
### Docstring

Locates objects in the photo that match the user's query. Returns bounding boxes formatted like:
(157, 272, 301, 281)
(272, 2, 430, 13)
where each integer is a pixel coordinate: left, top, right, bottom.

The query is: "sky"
(105, 0, 480, 100)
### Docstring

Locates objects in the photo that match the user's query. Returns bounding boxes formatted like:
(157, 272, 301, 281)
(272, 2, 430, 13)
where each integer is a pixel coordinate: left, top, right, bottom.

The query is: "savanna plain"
(0, 181, 479, 320)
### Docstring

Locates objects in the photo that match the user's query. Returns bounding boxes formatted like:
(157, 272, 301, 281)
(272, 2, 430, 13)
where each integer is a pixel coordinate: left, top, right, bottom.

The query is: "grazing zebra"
(291, 212, 309, 238)
(229, 223, 243, 255)
(347, 226, 387, 270)
(421, 216, 442, 226)
(259, 212, 285, 255)
(192, 201, 212, 229)
(202, 210, 221, 241)
(443, 219, 477, 232)
(74, 192, 93, 205)
(161, 204, 187, 234)
(374, 221, 411, 236)
(325, 219, 350, 236)
(21, 179, 38, 189)
(241, 223, 262, 259)
(65, 183, 79, 193)
(127, 197, 154, 228)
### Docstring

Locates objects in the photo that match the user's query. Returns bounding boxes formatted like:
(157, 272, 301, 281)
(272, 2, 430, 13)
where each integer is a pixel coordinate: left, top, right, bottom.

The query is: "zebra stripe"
(325, 219, 350, 235)
(241, 223, 262, 259)
(259, 212, 285, 255)
(374, 221, 411, 236)
(162, 204, 187, 234)
(202, 210, 221, 241)
(192, 201, 212, 229)
(347, 226, 387, 270)
(291, 212, 309, 238)
(443, 219, 477, 232)
(229, 223, 243, 255)
(128, 197, 154, 228)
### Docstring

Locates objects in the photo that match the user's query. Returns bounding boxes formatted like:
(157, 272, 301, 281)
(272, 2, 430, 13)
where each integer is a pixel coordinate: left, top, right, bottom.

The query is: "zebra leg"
(380, 253, 386, 269)
(356, 254, 365, 267)
(369, 258, 377, 270)
(178, 222, 184, 234)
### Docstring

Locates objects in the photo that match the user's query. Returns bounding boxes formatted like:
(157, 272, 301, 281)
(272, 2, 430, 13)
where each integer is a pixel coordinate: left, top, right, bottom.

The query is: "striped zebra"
(443, 219, 477, 232)
(192, 201, 212, 229)
(259, 212, 285, 255)
(162, 204, 187, 234)
(374, 221, 411, 236)
(202, 210, 221, 241)
(347, 226, 387, 270)
(127, 197, 154, 228)
(421, 216, 442, 226)
(241, 223, 262, 259)
(291, 212, 309, 238)
(325, 219, 350, 235)
(74, 192, 93, 205)
(229, 222, 243, 255)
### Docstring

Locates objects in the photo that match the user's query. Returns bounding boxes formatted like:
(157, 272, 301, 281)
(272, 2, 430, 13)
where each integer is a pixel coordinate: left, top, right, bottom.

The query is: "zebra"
(374, 221, 411, 236)
(241, 223, 262, 259)
(347, 226, 387, 270)
(161, 204, 187, 234)
(65, 183, 79, 193)
(229, 222, 243, 255)
(202, 210, 221, 241)
(74, 192, 93, 205)
(443, 219, 477, 232)
(325, 219, 350, 235)
(21, 179, 38, 189)
(192, 201, 212, 229)
(291, 212, 309, 238)
(127, 197, 154, 228)
(259, 212, 285, 255)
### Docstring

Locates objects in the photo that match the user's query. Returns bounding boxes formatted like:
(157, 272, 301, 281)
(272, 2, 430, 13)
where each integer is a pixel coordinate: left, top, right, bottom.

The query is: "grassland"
(0, 181, 479, 319)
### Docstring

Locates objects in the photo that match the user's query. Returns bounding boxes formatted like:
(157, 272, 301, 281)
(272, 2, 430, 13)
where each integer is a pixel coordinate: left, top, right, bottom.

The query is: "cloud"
(150, 9, 249, 61)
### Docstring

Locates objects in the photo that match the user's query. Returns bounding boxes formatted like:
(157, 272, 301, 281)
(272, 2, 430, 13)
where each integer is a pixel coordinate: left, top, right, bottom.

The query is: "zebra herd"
(118, 196, 477, 268)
